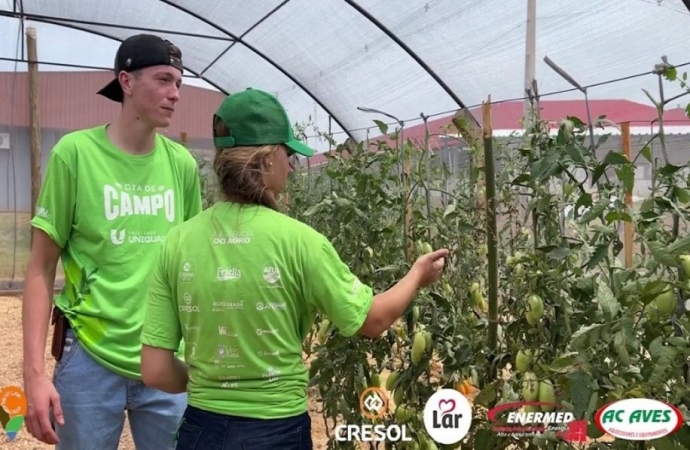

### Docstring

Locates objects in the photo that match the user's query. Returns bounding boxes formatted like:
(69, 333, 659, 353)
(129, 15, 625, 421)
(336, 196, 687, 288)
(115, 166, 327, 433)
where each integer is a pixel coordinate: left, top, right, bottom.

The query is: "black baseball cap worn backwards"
(213, 88, 315, 157)
(97, 34, 184, 103)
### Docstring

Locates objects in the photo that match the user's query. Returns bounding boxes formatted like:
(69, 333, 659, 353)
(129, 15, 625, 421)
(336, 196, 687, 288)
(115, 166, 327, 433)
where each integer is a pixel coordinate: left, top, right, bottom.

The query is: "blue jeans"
(175, 404, 313, 450)
(50, 329, 187, 449)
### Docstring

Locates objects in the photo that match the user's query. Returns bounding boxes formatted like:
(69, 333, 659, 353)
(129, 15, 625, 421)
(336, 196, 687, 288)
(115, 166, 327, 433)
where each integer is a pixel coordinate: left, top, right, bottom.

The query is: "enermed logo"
(335, 387, 412, 443)
(595, 398, 684, 441)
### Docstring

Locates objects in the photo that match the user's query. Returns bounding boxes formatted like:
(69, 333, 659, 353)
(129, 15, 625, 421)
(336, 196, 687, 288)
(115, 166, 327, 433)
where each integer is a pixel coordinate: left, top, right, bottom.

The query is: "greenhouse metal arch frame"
(3, 0, 690, 143)
(1, 0, 480, 142)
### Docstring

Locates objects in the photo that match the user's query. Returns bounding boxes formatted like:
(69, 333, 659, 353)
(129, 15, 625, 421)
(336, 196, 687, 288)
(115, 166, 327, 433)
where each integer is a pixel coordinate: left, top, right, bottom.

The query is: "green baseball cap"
(213, 88, 315, 157)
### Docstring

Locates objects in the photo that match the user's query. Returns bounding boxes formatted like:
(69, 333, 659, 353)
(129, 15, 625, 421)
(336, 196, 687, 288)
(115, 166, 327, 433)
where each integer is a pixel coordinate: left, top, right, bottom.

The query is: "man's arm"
(184, 154, 203, 219)
(22, 142, 76, 376)
(22, 139, 76, 444)
(22, 230, 62, 381)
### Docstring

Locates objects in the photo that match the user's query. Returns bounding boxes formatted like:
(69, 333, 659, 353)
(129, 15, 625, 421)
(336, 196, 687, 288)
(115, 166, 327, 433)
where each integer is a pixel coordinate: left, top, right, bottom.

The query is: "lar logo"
(0, 386, 27, 442)
(594, 398, 683, 441)
(423, 388, 472, 445)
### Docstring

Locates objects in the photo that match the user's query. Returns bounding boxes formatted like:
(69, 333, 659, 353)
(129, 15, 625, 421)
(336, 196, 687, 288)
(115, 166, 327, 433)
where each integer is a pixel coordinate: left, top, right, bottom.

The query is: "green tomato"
(515, 350, 533, 373)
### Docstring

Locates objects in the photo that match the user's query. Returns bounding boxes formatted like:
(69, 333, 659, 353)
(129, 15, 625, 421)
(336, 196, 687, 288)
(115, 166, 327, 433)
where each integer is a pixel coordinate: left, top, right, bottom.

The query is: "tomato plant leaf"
(511, 173, 532, 187)
(442, 202, 456, 218)
(649, 336, 665, 359)
(666, 336, 688, 347)
(659, 163, 683, 177)
(570, 323, 607, 351)
(647, 240, 678, 266)
(428, 292, 455, 316)
(640, 144, 652, 163)
(649, 346, 678, 385)
(597, 280, 620, 321)
(578, 197, 609, 224)
(567, 370, 593, 418)
(585, 243, 609, 270)
(674, 186, 690, 204)
(667, 234, 690, 256)
(592, 163, 607, 185)
(473, 380, 498, 407)
(648, 436, 682, 450)
(546, 246, 571, 260)
(373, 119, 388, 136)
(673, 425, 690, 449)
(302, 202, 326, 217)
(473, 429, 495, 450)
(548, 352, 579, 373)
(603, 151, 630, 166)
(613, 331, 630, 367)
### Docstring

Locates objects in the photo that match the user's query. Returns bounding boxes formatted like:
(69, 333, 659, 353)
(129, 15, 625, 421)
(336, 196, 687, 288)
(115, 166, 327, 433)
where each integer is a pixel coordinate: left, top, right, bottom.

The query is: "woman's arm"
(141, 345, 188, 393)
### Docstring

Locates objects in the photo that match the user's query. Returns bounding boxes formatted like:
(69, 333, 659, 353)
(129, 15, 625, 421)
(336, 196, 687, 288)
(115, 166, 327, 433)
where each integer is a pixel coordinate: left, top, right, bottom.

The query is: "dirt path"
(0, 296, 618, 449)
(0, 296, 330, 449)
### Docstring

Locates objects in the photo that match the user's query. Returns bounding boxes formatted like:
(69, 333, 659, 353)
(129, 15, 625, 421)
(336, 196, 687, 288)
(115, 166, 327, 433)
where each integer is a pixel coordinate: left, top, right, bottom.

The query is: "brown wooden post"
(27, 26, 41, 246)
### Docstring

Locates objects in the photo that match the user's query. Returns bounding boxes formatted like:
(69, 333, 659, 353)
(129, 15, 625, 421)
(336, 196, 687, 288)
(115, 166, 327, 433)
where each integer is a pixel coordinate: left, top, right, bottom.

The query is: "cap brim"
(97, 78, 124, 103)
(285, 139, 315, 157)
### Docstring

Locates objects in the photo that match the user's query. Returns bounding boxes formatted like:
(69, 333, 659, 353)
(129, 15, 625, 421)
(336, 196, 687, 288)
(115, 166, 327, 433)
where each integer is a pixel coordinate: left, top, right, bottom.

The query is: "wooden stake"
(27, 26, 41, 247)
(451, 108, 485, 209)
(483, 96, 499, 357)
(403, 136, 414, 263)
(621, 122, 634, 267)
(180, 131, 188, 147)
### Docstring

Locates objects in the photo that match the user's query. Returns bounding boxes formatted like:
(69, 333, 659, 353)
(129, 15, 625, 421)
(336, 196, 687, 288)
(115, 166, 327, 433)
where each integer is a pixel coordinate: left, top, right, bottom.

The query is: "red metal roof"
(0, 70, 226, 140)
(384, 99, 690, 147)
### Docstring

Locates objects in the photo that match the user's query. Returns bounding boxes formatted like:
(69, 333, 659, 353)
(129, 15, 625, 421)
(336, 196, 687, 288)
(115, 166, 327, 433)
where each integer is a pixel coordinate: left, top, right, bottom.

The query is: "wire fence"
(2, 60, 690, 291)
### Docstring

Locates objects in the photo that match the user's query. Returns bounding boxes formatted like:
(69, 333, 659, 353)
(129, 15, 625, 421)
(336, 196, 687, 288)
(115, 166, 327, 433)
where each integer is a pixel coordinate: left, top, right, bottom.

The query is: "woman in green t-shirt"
(140, 88, 448, 450)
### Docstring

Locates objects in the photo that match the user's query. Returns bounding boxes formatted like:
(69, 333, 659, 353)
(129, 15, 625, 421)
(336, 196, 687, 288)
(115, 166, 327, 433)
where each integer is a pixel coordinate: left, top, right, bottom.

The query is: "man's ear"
(118, 70, 137, 97)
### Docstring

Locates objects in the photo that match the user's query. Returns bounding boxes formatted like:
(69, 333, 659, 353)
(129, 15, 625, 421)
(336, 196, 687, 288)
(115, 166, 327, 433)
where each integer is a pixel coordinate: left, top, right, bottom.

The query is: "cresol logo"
(594, 398, 684, 441)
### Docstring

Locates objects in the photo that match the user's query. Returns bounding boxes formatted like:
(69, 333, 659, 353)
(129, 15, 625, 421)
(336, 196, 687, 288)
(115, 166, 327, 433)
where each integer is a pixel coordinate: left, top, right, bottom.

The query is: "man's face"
(121, 65, 182, 128)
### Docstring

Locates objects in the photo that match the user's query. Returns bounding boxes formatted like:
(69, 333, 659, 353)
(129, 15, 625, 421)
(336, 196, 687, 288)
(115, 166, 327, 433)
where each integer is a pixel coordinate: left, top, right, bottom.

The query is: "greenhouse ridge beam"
(157, 0, 356, 142)
(0, 56, 204, 77)
(0, 17, 232, 96)
(200, 0, 290, 77)
(341, 0, 476, 125)
(0, 10, 235, 42)
(17, 0, 24, 60)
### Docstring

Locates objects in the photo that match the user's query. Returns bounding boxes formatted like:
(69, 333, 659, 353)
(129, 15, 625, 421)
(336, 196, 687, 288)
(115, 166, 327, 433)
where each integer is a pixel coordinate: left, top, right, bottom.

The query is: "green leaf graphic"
(1, 415, 23, 441)
(0, 406, 8, 428)
(5, 416, 23, 433)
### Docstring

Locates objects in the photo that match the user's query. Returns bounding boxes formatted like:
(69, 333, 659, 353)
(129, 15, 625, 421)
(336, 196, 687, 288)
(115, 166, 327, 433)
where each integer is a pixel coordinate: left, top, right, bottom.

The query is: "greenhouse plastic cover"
(1, 0, 690, 145)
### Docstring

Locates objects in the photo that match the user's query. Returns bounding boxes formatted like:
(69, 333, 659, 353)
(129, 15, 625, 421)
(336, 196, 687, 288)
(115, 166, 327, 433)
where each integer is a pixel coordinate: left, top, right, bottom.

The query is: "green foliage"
(191, 62, 690, 448)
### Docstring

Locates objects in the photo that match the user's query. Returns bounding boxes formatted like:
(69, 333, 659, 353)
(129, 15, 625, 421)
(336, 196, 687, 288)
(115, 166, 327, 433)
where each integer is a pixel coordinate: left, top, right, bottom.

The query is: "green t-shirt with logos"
(141, 201, 374, 419)
(31, 125, 203, 379)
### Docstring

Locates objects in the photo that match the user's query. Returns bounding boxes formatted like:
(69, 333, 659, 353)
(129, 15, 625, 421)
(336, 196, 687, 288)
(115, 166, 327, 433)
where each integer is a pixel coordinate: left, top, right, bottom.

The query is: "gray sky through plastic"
(1, 0, 689, 149)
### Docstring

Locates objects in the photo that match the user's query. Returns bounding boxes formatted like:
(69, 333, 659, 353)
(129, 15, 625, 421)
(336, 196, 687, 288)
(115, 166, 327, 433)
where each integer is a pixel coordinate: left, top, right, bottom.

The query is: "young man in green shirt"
(21, 34, 202, 449)
(139, 88, 448, 449)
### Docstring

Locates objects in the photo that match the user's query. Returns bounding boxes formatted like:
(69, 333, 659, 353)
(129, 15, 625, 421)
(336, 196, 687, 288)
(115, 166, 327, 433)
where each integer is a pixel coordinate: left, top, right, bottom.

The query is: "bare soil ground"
(0, 296, 330, 450)
(0, 296, 617, 450)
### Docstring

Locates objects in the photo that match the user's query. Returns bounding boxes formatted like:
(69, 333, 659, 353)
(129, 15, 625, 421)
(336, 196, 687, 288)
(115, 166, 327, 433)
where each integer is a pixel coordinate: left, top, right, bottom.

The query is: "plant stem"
(421, 114, 433, 242)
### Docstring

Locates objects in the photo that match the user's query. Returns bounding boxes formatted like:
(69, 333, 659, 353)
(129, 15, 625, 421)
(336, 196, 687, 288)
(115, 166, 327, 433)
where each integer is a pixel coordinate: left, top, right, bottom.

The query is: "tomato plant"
(194, 63, 690, 449)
